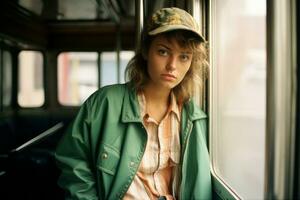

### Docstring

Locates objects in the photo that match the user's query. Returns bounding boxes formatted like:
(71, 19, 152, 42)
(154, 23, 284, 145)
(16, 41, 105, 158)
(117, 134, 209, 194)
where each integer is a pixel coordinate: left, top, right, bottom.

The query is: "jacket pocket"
(96, 144, 120, 175)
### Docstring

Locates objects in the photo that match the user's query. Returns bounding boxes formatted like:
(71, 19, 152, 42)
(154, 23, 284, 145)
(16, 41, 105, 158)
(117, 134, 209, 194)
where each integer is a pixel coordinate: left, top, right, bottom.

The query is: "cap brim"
(148, 25, 205, 41)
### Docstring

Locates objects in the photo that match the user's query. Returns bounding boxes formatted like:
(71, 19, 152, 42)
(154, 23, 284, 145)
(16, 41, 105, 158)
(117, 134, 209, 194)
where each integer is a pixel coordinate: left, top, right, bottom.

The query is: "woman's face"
(145, 35, 193, 91)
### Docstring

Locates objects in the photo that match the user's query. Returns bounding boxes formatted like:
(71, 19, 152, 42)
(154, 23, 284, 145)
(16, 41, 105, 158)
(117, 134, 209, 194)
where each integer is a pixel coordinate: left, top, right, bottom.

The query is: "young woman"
(55, 7, 211, 200)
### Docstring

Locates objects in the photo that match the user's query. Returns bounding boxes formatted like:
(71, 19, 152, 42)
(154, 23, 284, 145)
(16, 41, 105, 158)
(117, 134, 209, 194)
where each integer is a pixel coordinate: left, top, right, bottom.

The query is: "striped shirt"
(124, 92, 181, 200)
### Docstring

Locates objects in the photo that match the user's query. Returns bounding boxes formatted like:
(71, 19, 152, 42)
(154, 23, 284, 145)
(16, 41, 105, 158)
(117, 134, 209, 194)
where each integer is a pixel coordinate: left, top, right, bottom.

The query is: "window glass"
(18, 0, 43, 15)
(58, 0, 99, 20)
(100, 52, 117, 86)
(3, 51, 12, 107)
(120, 51, 135, 83)
(58, 52, 98, 106)
(210, 0, 266, 199)
(18, 51, 44, 107)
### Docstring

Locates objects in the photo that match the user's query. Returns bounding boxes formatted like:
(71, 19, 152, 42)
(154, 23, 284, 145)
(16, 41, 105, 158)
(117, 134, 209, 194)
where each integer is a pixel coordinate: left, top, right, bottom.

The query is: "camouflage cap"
(147, 7, 204, 41)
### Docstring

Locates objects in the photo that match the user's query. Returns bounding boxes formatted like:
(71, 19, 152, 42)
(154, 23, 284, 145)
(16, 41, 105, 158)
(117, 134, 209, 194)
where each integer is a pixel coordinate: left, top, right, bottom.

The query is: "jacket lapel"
(121, 84, 142, 123)
(180, 100, 207, 145)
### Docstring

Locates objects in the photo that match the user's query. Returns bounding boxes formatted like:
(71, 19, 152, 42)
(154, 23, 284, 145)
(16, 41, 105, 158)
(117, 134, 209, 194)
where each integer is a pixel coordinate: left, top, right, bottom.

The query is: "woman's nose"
(166, 56, 176, 71)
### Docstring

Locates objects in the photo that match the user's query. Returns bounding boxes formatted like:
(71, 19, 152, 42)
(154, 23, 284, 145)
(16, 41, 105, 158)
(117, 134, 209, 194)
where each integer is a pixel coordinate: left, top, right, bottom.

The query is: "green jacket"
(55, 83, 212, 200)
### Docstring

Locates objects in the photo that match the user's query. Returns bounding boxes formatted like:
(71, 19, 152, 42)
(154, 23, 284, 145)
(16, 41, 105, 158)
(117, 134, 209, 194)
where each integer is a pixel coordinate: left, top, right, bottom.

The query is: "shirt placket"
(154, 121, 164, 195)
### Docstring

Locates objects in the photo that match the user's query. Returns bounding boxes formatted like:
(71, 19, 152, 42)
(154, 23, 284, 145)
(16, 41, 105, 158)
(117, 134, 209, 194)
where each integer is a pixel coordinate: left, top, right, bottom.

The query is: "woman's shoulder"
(98, 83, 127, 95)
(183, 99, 207, 120)
(85, 83, 128, 106)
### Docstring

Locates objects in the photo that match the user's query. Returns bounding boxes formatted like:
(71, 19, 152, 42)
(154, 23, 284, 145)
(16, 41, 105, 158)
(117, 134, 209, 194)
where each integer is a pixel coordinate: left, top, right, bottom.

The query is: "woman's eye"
(180, 54, 190, 62)
(158, 49, 168, 56)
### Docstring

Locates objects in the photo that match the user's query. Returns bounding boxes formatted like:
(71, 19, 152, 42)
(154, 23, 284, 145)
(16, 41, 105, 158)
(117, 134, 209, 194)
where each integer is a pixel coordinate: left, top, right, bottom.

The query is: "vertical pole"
(265, 0, 297, 199)
(135, 0, 144, 53)
(0, 48, 3, 112)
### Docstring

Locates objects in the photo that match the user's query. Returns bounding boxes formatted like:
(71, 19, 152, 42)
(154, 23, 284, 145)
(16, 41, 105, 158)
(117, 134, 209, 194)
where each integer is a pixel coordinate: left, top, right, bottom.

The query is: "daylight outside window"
(18, 51, 44, 107)
(58, 52, 98, 106)
(210, 0, 266, 199)
(100, 52, 118, 86)
(120, 51, 135, 83)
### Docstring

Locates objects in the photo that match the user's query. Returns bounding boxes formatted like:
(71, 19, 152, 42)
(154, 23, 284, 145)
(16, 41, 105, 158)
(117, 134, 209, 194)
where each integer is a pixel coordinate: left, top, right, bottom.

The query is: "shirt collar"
(121, 83, 206, 123)
(169, 92, 181, 121)
(137, 90, 181, 122)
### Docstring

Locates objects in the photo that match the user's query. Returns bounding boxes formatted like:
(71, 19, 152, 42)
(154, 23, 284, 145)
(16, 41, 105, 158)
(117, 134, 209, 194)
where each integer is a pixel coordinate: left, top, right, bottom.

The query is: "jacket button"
(130, 161, 135, 167)
(102, 152, 108, 159)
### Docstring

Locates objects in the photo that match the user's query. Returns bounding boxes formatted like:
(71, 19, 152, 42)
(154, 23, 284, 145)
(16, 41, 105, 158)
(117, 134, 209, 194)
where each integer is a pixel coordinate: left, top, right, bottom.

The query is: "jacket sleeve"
(55, 101, 98, 200)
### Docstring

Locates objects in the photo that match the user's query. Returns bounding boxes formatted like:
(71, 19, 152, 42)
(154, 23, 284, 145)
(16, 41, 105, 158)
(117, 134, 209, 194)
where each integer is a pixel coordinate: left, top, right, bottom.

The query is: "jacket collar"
(121, 84, 142, 123)
(121, 83, 207, 123)
(183, 99, 207, 121)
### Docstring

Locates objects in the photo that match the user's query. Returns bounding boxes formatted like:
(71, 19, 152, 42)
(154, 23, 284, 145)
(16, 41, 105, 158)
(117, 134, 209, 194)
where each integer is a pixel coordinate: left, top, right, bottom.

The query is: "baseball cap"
(147, 7, 205, 41)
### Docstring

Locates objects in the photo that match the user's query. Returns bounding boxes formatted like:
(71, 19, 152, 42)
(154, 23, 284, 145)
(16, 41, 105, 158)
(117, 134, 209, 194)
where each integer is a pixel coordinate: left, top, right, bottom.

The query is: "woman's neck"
(143, 84, 170, 105)
(143, 84, 171, 122)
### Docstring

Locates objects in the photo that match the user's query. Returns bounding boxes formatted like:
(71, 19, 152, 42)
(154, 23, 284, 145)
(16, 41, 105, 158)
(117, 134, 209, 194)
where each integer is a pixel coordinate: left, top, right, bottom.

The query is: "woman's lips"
(161, 74, 176, 81)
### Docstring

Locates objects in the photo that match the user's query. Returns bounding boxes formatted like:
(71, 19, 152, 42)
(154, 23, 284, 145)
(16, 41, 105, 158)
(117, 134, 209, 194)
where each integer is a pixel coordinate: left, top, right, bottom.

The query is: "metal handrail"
(11, 122, 64, 153)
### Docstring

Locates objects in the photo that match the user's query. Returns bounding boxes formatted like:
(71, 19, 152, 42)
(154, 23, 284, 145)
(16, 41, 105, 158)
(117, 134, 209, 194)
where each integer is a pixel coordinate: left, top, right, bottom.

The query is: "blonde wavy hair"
(125, 30, 208, 103)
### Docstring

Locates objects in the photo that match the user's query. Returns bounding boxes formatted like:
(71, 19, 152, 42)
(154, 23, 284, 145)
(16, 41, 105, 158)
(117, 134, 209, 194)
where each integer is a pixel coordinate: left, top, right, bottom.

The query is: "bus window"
(58, 52, 98, 106)
(18, 51, 45, 107)
(120, 51, 135, 83)
(18, 0, 43, 15)
(210, 0, 266, 199)
(3, 51, 12, 107)
(100, 52, 118, 86)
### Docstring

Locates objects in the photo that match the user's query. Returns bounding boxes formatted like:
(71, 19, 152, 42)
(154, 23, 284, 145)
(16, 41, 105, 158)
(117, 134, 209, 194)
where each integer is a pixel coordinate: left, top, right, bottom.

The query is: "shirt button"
(102, 152, 108, 159)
